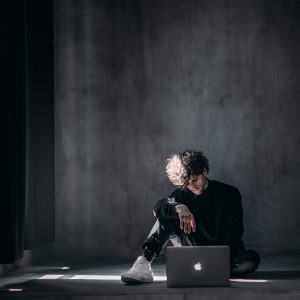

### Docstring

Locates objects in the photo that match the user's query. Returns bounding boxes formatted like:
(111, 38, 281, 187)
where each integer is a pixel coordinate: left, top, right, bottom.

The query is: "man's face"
(186, 171, 208, 196)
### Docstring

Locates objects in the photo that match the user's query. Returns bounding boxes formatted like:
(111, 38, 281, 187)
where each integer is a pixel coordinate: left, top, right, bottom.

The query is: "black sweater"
(153, 179, 245, 258)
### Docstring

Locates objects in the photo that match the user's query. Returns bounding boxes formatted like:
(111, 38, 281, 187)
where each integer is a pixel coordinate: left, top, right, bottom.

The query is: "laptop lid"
(166, 246, 230, 287)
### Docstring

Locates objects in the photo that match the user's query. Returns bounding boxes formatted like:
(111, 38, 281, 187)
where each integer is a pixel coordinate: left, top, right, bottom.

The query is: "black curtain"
(0, 0, 54, 264)
(24, 0, 55, 250)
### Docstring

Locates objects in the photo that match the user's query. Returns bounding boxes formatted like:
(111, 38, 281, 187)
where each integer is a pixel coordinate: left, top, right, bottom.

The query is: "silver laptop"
(166, 246, 230, 287)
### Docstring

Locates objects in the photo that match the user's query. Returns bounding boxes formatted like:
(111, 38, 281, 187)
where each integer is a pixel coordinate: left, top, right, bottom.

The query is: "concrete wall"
(33, 0, 300, 263)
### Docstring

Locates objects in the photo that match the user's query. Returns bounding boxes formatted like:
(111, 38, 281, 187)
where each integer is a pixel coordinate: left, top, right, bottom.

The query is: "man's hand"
(175, 204, 196, 234)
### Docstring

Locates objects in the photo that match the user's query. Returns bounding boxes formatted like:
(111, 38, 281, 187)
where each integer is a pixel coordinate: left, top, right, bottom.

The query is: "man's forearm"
(153, 198, 179, 219)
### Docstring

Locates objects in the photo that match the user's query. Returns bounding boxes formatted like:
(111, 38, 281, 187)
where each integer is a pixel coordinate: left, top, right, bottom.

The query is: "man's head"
(165, 150, 209, 195)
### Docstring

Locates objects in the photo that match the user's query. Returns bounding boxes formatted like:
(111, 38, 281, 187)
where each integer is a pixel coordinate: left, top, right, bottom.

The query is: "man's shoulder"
(170, 187, 190, 198)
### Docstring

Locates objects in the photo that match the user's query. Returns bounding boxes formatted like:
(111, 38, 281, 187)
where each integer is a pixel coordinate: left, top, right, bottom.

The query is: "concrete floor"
(0, 251, 300, 299)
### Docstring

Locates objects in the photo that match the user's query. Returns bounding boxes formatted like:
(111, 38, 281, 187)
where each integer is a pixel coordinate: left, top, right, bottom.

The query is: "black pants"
(142, 218, 260, 277)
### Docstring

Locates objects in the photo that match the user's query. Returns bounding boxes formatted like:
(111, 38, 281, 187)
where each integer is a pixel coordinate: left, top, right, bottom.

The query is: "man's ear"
(203, 169, 208, 176)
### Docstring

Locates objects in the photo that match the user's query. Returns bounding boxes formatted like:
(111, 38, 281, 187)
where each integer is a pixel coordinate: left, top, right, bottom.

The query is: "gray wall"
(33, 0, 300, 263)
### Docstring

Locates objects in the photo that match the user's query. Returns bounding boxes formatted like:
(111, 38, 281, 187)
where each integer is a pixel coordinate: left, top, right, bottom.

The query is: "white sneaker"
(121, 256, 154, 284)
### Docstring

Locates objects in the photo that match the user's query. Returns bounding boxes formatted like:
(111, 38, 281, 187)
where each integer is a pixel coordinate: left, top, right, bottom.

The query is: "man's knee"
(239, 249, 260, 267)
(230, 249, 260, 277)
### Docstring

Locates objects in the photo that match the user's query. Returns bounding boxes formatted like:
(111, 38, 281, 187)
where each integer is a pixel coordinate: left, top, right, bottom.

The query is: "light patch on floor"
(67, 275, 167, 281)
(37, 274, 268, 283)
(69, 275, 121, 280)
(38, 275, 64, 280)
(230, 279, 269, 283)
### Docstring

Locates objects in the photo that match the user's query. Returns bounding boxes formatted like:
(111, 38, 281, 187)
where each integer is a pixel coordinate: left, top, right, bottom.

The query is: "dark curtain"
(0, 0, 54, 264)
(1, 0, 27, 264)
(24, 0, 55, 250)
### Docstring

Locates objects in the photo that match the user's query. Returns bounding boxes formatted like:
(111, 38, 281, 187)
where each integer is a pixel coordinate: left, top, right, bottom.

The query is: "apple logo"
(194, 262, 202, 271)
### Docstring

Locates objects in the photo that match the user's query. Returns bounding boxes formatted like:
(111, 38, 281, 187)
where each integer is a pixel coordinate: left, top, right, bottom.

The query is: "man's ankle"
(143, 247, 156, 263)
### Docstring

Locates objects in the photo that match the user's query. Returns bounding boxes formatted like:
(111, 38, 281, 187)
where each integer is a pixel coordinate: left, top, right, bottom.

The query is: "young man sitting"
(121, 150, 260, 284)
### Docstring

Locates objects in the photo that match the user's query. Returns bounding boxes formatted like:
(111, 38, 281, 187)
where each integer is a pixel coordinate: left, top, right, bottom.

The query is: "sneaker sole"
(121, 275, 153, 284)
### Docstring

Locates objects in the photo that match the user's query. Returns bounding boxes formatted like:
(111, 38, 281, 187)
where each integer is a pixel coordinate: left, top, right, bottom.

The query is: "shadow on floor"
(242, 270, 300, 280)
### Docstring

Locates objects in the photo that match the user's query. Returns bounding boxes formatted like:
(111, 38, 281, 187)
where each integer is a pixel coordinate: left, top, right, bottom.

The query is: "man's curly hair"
(165, 150, 209, 189)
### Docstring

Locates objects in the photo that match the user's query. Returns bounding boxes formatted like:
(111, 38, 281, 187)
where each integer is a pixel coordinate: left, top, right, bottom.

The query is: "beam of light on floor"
(37, 274, 268, 283)
(66, 275, 167, 281)
(8, 289, 23, 292)
(38, 275, 64, 279)
(69, 275, 121, 280)
(230, 279, 269, 283)
(154, 275, 167, 281)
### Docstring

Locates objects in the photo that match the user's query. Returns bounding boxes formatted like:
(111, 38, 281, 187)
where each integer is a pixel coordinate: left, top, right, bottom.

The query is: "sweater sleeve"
(223, 188, 245, 257)
(153, 189, 182, 219)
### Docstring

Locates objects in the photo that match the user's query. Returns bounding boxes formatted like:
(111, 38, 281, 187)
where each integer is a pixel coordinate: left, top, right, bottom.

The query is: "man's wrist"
(172, 203, 181, 214)
(174, 203, 184, 213)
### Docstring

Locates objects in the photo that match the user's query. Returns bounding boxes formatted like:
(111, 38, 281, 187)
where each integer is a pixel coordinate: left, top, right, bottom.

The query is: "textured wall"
(33, 0, 300, 263)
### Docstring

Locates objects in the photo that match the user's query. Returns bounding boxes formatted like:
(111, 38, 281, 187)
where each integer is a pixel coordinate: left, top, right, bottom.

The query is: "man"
(121, 150, 260, 284)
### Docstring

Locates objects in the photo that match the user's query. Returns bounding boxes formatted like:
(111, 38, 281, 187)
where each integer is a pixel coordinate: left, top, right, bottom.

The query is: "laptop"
(166, 246, 230, 287)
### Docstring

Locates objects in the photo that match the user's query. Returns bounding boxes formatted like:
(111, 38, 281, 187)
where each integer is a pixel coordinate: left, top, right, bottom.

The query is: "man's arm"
(153, 189, 196, 234)
(153, 190, 181, 219)
(224, 188, 245, 257)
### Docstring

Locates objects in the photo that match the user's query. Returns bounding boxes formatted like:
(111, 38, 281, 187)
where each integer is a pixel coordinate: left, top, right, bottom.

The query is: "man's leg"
(121, 218, 197, 284)
(230, 249, 260, 277)
(142, 218, 198, 261)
